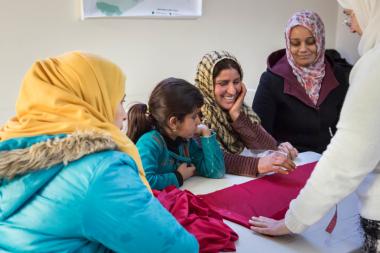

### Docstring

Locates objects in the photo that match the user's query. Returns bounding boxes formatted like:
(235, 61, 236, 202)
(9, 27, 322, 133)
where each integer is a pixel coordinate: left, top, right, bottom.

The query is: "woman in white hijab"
(249, 0, 380, 252)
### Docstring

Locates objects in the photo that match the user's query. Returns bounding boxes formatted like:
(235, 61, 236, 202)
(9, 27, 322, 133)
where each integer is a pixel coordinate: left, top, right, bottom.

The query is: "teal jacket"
(0, 133, 198, 253)
(136, 130, 225, 190)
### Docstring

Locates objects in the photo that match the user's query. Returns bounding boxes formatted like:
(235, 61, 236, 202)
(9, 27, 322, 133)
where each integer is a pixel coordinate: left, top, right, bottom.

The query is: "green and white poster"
(81, 0, 202, 19)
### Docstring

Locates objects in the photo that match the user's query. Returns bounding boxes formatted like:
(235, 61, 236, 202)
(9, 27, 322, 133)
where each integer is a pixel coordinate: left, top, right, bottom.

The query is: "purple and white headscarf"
(285, 10, 326, 105)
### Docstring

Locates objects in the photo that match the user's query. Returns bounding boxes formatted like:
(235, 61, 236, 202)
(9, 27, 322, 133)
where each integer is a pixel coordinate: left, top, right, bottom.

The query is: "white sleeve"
(285, 49, 380, 233)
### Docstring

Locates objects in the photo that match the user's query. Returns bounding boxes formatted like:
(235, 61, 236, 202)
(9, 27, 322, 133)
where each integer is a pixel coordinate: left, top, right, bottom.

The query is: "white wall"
(0, 0, 342, 124)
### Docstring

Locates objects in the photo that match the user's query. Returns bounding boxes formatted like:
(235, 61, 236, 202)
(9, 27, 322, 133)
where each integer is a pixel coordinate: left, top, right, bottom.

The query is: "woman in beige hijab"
(195, 51, 297, 177)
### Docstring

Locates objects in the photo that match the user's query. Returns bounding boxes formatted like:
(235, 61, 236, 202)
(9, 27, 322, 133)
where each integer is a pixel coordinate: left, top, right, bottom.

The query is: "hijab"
(285, 10, 326, 105)
(195, 51, 260, 154)
(338, 0, 380, 56)
(0, 52, 150, 190)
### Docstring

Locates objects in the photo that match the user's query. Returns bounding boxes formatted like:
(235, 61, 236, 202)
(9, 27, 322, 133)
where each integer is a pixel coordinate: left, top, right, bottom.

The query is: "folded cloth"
(198, 162, 317, 228)
(154, 186, 239, 253)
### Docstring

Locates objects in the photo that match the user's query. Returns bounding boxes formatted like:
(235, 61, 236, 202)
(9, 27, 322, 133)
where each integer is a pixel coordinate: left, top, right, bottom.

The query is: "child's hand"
(229, 82, 247, 121)
(177, 163, 196, 181)
(196, 123, 211, 137)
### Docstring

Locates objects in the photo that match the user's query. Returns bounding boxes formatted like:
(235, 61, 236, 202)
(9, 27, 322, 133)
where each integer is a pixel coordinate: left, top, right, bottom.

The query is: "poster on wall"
(81, 0, 202, 19)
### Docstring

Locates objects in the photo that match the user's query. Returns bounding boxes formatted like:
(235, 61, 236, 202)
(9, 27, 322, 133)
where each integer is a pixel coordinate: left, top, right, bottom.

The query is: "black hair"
(212, 58, 243, 81)
(127, 77, 204, 143)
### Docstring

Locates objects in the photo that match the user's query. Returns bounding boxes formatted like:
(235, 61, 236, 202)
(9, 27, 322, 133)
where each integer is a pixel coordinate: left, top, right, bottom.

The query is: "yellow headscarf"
(0, 51, 151, 190)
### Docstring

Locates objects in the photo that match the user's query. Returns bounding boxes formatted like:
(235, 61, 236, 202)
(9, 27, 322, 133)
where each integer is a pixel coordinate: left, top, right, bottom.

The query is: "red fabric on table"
(154, 186, 238, 253)
(198, 162, 317, 228)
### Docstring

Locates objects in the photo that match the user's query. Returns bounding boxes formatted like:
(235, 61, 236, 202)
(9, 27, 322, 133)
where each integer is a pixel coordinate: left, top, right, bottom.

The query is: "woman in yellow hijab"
(0, 52, 198, 252)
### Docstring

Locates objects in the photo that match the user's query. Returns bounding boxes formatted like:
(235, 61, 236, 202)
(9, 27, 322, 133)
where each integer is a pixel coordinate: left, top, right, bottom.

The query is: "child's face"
(175, 108, 201, 139)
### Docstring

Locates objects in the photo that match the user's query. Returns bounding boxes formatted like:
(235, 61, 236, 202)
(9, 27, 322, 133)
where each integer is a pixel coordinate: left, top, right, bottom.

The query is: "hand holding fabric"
(249, 217, 291, 236)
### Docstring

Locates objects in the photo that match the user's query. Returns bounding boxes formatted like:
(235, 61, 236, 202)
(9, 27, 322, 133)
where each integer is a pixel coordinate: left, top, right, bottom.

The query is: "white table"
(182, 152, 363, 253)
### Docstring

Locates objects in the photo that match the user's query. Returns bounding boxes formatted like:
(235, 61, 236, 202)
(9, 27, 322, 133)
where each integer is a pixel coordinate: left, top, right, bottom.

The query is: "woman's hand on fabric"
(196, 123, 211, 137)
(229, 83, 247, 122)
(249, 217, 291, 236)
(278, 142, 298, 160)
(257, 150, 296, 174)
(177, 163, 196, 180)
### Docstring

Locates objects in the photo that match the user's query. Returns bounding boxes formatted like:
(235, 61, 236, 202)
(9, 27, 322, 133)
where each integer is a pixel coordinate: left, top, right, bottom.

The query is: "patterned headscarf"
(285, 10, 326, 105)
(0, 52, 150, 190)
(338, 0, 380, 56)
(195, 51, 260, 154)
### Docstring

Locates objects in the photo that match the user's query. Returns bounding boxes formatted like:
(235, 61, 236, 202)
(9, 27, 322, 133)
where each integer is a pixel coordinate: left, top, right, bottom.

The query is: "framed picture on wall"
(81, 0, 202, 19)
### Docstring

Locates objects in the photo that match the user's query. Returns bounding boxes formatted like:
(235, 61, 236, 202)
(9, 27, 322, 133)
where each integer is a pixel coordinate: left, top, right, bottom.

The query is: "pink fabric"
(325, 207, 338, 233)
(285, 11, 326, 105)
(199, 162, 317, 228)
(154, 186, 238, 253)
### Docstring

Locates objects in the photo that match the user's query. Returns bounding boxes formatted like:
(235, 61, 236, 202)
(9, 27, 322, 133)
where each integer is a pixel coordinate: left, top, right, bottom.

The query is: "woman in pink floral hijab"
(250, 1, 380, 252)
(285, 10, 326, 105)
(253, 10, 351, 153)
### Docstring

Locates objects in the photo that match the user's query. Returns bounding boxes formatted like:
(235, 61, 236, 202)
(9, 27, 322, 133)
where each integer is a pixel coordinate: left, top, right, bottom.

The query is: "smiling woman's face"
(214, 68, 242, 110)
(289, 25, 318, 68)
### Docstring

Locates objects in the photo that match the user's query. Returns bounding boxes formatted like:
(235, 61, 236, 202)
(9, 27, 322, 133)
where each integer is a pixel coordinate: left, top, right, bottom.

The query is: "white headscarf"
(338, 0, 380, 56)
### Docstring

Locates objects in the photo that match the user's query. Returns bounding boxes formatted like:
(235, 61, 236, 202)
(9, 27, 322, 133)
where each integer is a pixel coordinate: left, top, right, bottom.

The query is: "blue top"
(0, 134, 198, 252)
(136, 130, 225, 190)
